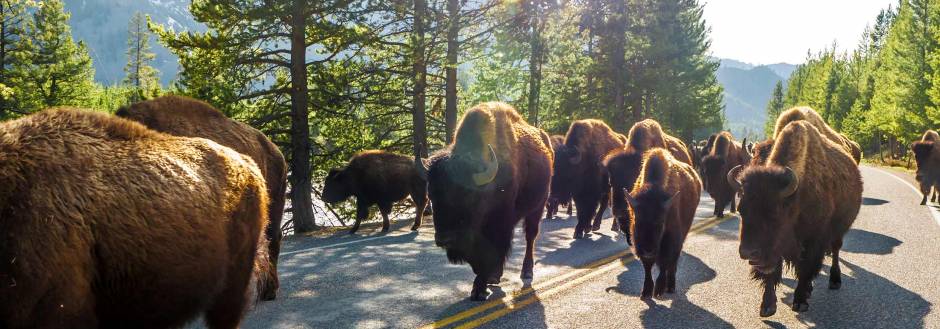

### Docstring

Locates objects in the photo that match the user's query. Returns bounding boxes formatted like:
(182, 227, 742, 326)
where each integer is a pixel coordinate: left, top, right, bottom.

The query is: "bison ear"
(415, 158, 429, 181)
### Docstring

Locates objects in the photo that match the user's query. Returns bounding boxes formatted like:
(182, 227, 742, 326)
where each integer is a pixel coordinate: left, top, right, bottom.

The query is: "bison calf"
(0, 108, 268, 329)
(323, 150, 428, 234)
(624, 148, 701, 300)
(731, 120, 861, 317)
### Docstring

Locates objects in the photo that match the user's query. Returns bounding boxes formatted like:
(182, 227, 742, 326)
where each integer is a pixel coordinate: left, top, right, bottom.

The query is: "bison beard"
(912, 130, 940, 205)
(0, 108, 269, 328)
(731, 120, 862, 317)
(604, 119, 692, 245)
(322, 150, 428, 233)
(117, 95, 287, 301)
(700, 131, 747, 217)
(624, 148, 701, 300)
(552, 120, 625, 239)
(420, 102, 553, 301)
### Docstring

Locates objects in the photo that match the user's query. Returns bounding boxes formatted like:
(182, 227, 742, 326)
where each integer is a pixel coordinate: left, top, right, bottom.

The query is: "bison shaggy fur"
(624, 148, 701, 300)
(0, 108, 269, 329)
(117, 95, 287, 301)
(323, 150, 428, 233)
(700, 131, 747, 217)
(912, 130, 940, 205)
(422, 102, 553, 301)
(552, 119, 626, 238)
(604, 119, 691, 244)
(733, 120, 862, 317)
(773, 106, 862, 163)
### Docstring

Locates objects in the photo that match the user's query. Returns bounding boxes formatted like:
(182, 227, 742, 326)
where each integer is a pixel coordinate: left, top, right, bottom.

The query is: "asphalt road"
(216, 165, 940, 328)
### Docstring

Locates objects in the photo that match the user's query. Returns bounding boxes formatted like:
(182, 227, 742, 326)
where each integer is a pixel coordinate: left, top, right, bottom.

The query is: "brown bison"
(730, 120, 862, 317)
(604, 119, 692, 244)
(117, 95, 287, 301)
(700, 131, 748, 217)
(0, 108, 268, 328)
(774, 106, 862, 163)
(552, 119, 626, 238)
(323, 150, 428, 233)
(546, 135, 573, 219)
(419, 102, 552, 301)
(624, 148, 701, 300)
(911, 130, 940, 205)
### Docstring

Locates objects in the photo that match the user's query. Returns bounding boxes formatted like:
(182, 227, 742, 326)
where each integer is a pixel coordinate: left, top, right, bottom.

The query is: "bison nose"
(739, 246, 760, 260)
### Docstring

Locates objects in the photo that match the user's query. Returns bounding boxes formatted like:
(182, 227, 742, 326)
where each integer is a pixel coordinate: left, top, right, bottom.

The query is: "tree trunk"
(289, 0, 316, 233)
(413, 0, 428, 158)
(444, 0, 459, 143)
(527, 19, 542, 127)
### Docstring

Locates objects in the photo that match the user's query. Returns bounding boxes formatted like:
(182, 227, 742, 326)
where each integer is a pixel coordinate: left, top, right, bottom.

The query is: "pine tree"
(123, 12, 158, 102)
(765, 81, 785, 136)
(12, 0, 94, 112)
(0, 0, 31, 118)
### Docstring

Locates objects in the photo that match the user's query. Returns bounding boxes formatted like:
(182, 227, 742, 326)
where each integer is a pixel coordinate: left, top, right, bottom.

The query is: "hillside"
(716, 59, 796, 139)
(63, 0, 201, 85)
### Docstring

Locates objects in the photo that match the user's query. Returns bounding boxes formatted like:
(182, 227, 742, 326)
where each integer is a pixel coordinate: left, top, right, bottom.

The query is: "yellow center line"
(422, 215, 728, 329)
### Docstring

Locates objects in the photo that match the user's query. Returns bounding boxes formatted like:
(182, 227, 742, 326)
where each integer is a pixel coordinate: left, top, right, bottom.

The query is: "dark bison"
(912, 130, 940, 205)
(552, 119, 626, 238)
(546, 135, 573, 219)
(730, 120, 862, 317)
(419, 102, 552, 301)
(117, 95, 287, 301)
(700, 131, 748, 217)
(624, 148, 701, 300)
(774, 106, 862, 163)
(0, 108, 269, 328)
(604, 119, 692, 244)
(323, 150, 428, 233)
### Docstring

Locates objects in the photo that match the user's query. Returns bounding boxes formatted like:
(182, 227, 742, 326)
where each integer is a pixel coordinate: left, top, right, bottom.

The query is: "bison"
(546, 135, 573, 219)
(730, 120, 862, 317)
(0, 108, 269, 328)
(700, 131, 748, 217)
(323, 150, 428, 233)
(912, 130, 940, 205)
(624, 148, 701, 300)
(774, 106, 862, 163)
(419, 102, 552, 301)
(604, 119, 692, 244)
(117, 95, 287, 301)
(552, 120, 626, 238)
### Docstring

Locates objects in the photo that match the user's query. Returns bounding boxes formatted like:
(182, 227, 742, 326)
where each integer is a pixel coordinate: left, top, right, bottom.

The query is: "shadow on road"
(605, 252, 732, 328)
(842, 229, 902, 255)
(862, 197, 889, 206)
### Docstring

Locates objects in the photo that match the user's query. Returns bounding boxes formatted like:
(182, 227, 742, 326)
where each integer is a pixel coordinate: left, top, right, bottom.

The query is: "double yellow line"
(419, 215, 729, 329)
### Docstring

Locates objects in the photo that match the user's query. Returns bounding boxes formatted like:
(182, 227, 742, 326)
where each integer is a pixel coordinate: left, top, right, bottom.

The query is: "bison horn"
(569, 147, 582, 164)
(415, 157, 429, 181)
(623, 188, 637, 208)
(727, 165, 744, 192)
(472, 144, 499, 186)
(780, 166, 799, 198)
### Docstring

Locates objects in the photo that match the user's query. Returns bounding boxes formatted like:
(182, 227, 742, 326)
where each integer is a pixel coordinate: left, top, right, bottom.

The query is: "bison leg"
(521, 211, 541, 280)
(653, 259, 669, 298)
(920, 183, 931, 205)
(640, 258, 655, 300)
(829, 237, 843, 290)
(205, 260, 255, 329)
(468, 262, 493, 301)
(932, 186, 939, 203)
(410, 191, 427, 231)
(545, 199, 557, 220)
(566, 200, 573, 216)
(792, 246, 825, 313)
(754, 261, 782, 317)
(592, 192, 610, 232)
(730, 193, 737, 213)
(574, 197, 598, 238)
(487, 262, 505, 284)
(378, 202, 393, 233)
(350, 203, 370, 234)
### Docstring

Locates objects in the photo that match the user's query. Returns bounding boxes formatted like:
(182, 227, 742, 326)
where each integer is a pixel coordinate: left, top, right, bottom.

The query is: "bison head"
(420, 145, 500, 263)
(550, 145, 583, 201)
(624, 187, 678, 260)
(912, 141, 936, 181)
(700, 154, 726, 192)
(605, 148, 644, 233)
(322, 168, 355, 204)
(732, 166, 800, 274)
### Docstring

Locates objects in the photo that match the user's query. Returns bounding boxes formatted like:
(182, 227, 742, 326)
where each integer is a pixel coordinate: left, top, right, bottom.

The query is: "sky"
(702, 0, 896, 65)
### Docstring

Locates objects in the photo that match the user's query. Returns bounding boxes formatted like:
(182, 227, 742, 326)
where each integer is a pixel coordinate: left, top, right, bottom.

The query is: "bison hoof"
(348, 229, 359, 235)
(574, 230, 585, 239)
(640, 292, 653, 301)
(469, 288, 490, 301)
(829, 280, 841, 290)
(411, 225, 420, 231)
(759, 304, 777, 317)
(791, 302, 809, 312)
(591, 223, 602, 231)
